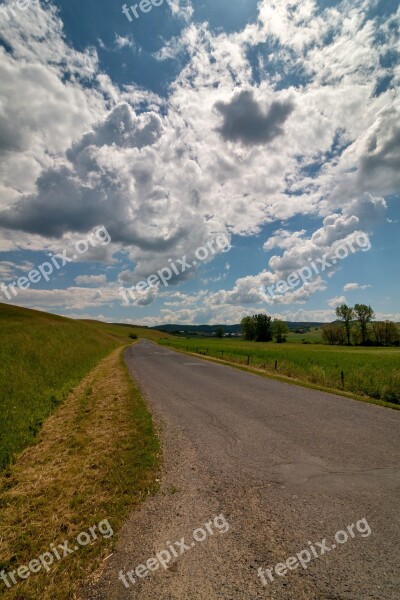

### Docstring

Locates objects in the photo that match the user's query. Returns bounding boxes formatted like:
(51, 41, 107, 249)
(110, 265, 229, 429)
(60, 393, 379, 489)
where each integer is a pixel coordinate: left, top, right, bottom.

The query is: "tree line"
(240, 315, 289, 343)
(323, 304, 399, 346)
(238, 306, 399, 346)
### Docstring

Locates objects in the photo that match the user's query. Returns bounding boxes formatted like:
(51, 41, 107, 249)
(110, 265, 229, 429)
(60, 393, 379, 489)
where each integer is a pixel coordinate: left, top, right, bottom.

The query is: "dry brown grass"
(0, 347, 160, 600)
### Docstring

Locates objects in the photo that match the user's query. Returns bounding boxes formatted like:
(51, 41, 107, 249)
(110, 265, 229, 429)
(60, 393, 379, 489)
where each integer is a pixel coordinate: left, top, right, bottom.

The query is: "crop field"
(285, 327, 324, 343)
(159, 337, 400, 406)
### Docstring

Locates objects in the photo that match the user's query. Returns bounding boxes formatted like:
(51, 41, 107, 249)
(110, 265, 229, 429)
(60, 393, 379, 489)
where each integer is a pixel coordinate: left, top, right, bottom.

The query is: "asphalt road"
(84, 339, 400, 600)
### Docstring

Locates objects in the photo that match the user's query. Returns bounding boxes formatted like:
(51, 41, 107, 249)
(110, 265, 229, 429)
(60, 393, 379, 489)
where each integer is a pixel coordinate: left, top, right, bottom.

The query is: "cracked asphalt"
(83, 340, 400, 600)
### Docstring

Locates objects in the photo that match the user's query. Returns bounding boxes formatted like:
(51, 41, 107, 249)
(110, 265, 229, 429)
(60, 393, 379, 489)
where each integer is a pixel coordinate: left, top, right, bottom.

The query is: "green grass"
(0, 304, 168, 470)
(0, 347, 160, 599)
(80, 320, 173, 342)
(0, 303, 162, 598)
(159, 337, 400, 406)
(286, 326, 324, 343)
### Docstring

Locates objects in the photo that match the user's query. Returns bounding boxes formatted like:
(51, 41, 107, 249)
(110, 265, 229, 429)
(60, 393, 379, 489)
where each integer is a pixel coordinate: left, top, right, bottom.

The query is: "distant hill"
(152, 322, 325, 335)
(153, 323, 242, 334)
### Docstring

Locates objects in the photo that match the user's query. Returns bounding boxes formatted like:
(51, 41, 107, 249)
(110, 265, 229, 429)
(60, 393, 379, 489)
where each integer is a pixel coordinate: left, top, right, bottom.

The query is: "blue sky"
(0, 0, 399, 325)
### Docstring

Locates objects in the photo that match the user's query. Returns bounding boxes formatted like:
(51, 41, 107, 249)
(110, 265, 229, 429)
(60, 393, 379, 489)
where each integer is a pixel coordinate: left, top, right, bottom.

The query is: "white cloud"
(264, 229, 306, 251)
(0, 0, 105, 216)
(0, 0, 398, 319)
(343, 282, 371, 291)
(0, 260, 35, 280)
(169, 0, 194, 22)
(115, 35, 135, 50)
(1, 285, 121, 311)
(327, 295, 347, 308)
(3, 0, 396, 244)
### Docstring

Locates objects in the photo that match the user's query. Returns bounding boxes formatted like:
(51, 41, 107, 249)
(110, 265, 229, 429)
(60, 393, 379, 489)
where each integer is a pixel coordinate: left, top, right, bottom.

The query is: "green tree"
(215, 327, 224, 338)
(354, 304, 375, 345)
(240, 316, 256, 341)
(322, 323, 346, 345)
(383, 321, 399, 345)
(372, 321, 398, 346)
(253, 313, 273, 342)
(335, 304, 355, 345)
(272, 319, 289, 343)
(351, 327, 362, 346)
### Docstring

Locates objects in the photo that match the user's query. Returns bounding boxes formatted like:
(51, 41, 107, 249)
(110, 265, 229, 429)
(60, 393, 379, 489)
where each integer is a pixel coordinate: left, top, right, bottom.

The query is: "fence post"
(275, 360, 278, 371)
(247, 355, 250, 365)
(341, 371, 345, 389)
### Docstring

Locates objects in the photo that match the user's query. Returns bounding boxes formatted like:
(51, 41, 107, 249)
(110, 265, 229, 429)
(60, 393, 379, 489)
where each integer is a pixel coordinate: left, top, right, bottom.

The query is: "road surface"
(84, 339, 400, 599)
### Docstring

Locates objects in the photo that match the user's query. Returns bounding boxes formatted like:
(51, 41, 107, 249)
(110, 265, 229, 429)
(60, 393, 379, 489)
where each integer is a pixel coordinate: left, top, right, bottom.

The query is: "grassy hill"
(82, 320, 172, 341)
(0, 304, 169, 469)
(0, 306, 162, 599)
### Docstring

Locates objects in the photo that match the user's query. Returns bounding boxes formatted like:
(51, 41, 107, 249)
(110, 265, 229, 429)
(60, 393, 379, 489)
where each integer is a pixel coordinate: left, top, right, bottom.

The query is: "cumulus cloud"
(263, 229, 306, 251)
(210, 202, 376, 311)
(357, 104, 400, 194)
(343, 195, 388, 230)
(67, 103, 163, 156)
(0, 1, 103, 210)
(214, 90, 295, 146)
(0, 0, 398, 318)
(267, 212, 373, 282)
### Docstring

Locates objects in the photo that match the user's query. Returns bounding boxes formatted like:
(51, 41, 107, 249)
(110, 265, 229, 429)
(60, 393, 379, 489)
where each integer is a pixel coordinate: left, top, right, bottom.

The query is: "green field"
(0, 304, 170, 469)
(159, 337, 400, 406)
(286, 327, 325, 343)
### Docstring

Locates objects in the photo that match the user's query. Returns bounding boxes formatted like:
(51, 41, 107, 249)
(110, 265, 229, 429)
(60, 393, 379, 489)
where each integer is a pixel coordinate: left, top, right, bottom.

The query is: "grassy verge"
(159, 338, 400, 408)
(0, 303, 170, 470)
(0, 304, 124, 469)
(0, 346, 160, 600)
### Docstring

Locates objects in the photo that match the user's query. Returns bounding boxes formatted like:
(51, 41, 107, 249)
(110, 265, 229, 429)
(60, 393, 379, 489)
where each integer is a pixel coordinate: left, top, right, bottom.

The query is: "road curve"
(84, 339, 400, 600)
